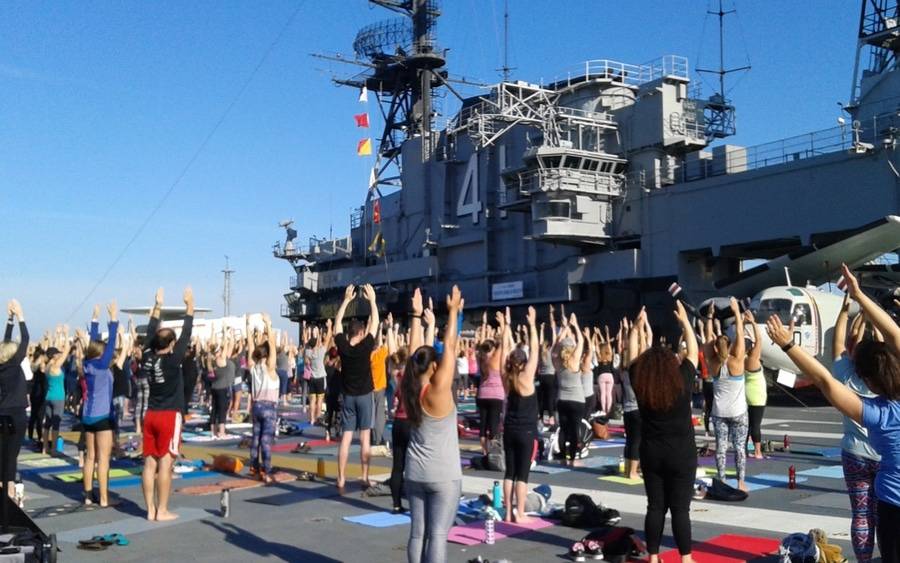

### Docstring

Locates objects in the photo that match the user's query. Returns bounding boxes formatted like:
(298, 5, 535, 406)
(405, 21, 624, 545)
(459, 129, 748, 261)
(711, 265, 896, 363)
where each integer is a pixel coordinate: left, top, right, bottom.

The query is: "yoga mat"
(530, 463, 570, 475)
(108, 470, 220, 490)
(447, 517, 554, 546)
(726, 473, 808, 492)
(270, 440, 305, 453)
(19, 457, 70, 468)
(343, 511, 411, 528)
(177, 472, 296, 495)
(699, 467, 736, 478)
(590, 438, 626, 449)
(598, 475, 643, 486)
(225, 423, 252, 430)
(579, 456, 620, 469)
(25, 502, 104, 519)
(245, 486, 339, 506)
(183, 433, 241, 443)
(53, 467, 142, 483)
(18, 452, 48, 461)
(57, 507, 207, 543)
(659, 533, 780, 563)
(797, 465, 844, 479)
(792, 492, 850, 510)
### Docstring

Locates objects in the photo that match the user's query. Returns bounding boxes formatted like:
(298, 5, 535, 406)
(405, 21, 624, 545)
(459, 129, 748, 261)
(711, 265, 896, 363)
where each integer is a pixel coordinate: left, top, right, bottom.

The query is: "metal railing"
(553, 55, 688, 89)
(510, 168, 625, 198)
(680, 110, 900, 183)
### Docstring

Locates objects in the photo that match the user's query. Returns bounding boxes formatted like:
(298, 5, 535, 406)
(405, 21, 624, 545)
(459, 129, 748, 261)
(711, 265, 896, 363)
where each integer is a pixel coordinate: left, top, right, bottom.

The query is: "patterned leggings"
(842, 450, 880, 562)
(250, 401, 277, 473)
(135, 378, 150, 426)
(712, 413, 748, 483)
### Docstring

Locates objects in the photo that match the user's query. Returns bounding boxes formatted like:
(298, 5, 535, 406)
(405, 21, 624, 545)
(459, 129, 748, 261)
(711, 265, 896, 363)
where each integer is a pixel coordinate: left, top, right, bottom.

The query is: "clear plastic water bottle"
(220, 488, 230, 517)
(484, 516, 495, 545)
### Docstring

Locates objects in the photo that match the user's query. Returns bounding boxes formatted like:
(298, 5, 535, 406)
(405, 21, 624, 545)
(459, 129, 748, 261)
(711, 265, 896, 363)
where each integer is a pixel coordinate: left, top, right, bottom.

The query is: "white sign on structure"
(492, 281, 524, 301)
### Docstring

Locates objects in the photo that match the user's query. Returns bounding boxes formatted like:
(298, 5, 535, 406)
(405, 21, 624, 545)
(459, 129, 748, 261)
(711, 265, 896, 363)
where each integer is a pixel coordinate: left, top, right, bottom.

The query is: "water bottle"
(56, 436, 64, 453)
(14, 482, 24, 508)
(316, 457, 326, 479)
(220, 488, 230, 517)
(484, 516, 495, 545)
(788, 465, 796, 490)
(492, 481, 502, 511)
(783, 434, 791, 451)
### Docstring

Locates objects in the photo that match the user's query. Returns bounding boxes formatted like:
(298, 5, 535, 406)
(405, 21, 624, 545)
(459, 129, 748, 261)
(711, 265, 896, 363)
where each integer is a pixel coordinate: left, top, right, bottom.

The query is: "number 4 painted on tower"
(457, 154, 482, 224)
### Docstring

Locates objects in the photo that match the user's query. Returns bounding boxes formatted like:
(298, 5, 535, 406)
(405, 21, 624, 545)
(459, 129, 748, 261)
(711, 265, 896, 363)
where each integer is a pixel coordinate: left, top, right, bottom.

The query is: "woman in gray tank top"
(401, 287, 463, 563)
(704, 299, 749, 491)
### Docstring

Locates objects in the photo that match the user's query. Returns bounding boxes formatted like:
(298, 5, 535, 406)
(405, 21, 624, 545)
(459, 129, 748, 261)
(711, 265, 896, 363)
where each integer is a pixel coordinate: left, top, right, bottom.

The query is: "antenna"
(696, 0, 750, 138)
(222, 256, 235, 317)
(498, 0, 516, 82)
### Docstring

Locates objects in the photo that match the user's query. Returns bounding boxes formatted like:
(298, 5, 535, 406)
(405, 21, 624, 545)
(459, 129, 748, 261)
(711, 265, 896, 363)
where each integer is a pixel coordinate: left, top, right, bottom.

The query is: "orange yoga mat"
(659, 534, 780, 563)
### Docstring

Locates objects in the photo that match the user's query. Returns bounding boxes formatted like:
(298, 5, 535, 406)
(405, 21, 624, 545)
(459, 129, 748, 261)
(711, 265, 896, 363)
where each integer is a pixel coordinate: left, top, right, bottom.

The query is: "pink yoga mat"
(447, 518, 554, 546)
(269, 439, 334, 453)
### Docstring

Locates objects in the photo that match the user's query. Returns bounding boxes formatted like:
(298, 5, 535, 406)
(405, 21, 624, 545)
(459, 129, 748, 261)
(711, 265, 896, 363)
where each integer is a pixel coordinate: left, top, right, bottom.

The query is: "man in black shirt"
(139, 287, 194, 522)
(334, 284, 379, 492)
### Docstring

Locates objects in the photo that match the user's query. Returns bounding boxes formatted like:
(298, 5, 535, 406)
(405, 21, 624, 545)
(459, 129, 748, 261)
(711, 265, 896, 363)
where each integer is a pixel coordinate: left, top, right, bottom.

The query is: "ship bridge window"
(538, 200, 571, 219)
(582, 159, 599, 171)
(563, 156, 583, 169)
(541, 155, 562, 168)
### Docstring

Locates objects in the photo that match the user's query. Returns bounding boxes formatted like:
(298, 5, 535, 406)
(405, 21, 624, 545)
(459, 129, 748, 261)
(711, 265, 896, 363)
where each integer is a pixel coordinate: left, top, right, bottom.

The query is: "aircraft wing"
(715, 215, 900, 297)
(855, 263, 900, 290)
(121, 306, 212, 321)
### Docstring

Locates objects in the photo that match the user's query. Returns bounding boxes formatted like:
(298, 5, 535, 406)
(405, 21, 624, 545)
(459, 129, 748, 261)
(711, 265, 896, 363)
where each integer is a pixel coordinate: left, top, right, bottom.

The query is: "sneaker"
(584, 539, 604, 560)
(569, 541, 587, 562)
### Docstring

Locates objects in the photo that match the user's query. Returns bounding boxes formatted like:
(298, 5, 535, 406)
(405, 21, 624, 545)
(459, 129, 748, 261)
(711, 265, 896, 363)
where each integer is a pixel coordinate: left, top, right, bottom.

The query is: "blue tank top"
(45, 370, 65, 402)
(82, 360, 113, 423)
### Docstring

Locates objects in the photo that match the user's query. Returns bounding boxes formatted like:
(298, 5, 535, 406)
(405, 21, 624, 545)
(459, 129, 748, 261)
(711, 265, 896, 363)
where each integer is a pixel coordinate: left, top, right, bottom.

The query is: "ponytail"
(401, 345, 438, 427)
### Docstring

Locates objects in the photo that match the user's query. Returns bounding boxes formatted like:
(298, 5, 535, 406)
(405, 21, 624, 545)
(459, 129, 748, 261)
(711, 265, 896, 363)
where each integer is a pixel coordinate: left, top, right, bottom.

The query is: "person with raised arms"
(247, 313, 279, 483)
(402, 286, 463, 563)
(333, 284, 379, 493)
(0, 300, 29, 499)
(139, 286, 194, 521)
(80, 301, 119, 507)
(767, 264, 900, 562)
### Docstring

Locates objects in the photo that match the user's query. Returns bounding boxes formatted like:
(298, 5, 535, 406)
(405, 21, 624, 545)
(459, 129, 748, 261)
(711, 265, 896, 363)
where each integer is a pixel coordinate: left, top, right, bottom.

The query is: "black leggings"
(537, 373, 557, 418)
(28, 398, 44, 442)
(702, 380, 714, 433)
(747, 405, 765, 445)
(584, 395, 597, 420)
(390, 418, 411, 509)
(0, 411, 26, 485)
(878, 500, 900, 562)
(210, 388, 230, 426)
(556, 400, 584, 461)
(640, 440, 696, 555)
(476, 398, 503, 440)
(503, 427, 535, 482)
(623, 409, 642, 461)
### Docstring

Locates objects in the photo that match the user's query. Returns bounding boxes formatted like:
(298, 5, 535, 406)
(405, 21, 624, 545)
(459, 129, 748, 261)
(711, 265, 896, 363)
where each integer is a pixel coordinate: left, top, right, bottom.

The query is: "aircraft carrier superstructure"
(275, 0, 900, 328)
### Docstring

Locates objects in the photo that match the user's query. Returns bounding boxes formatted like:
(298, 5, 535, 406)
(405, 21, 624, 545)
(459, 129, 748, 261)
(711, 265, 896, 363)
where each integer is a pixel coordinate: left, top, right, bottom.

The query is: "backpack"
(561, 494, 620, 528)
(591, 414, 610, 440)
(778, 533, 819, 563)
(486, 437, 505, 472)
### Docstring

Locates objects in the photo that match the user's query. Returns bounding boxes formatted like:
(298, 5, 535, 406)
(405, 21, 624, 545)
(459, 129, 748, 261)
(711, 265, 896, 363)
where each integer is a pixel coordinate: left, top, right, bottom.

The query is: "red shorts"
(143, 410, 182, 458)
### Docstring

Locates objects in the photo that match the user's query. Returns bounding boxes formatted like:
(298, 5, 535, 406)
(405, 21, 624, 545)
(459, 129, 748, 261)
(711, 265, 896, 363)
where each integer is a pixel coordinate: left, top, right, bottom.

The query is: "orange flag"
(373, 199, 381, 224)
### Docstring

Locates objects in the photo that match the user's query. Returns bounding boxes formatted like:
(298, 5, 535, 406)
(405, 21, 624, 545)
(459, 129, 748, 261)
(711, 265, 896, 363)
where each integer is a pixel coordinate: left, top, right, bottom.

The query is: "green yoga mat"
(18, 452, 48, 461)
(53, 467, 142, 483)
(598, 475, 644, 486)
(20, 457, 69, 468)
(700, 467, 737, 477)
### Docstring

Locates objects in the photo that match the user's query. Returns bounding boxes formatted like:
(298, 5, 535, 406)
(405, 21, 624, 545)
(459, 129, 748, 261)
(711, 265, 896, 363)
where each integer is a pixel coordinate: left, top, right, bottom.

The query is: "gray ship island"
(276, 0, 900, 333)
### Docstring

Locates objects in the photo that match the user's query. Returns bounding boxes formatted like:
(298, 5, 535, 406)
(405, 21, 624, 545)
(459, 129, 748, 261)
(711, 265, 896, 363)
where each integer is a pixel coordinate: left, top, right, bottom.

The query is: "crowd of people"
(0, 261, 898, 561)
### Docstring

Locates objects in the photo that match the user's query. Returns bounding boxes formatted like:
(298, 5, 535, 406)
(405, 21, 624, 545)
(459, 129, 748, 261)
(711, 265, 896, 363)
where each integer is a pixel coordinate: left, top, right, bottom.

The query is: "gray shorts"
(341, 392, 373, 433)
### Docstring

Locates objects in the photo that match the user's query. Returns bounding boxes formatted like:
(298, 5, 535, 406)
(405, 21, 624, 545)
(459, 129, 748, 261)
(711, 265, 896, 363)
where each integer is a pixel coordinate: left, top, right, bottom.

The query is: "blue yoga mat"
(343, 511, 411, 528)
(728, 473, 809, 492)
(579, 455, 620, 469)
(531, 463, 570, 475)
(798, 465, 844, 479)
(109, 470, 220, 490)
(591, 438, 626, 448)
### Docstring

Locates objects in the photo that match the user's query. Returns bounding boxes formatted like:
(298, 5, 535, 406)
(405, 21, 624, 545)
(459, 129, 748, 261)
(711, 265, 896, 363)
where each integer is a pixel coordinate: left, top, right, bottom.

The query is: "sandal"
(584, 539, 603, 560)
(77, 542, 108, 551)
(569, 541, 587, 562)
(101, 533, 129, 546)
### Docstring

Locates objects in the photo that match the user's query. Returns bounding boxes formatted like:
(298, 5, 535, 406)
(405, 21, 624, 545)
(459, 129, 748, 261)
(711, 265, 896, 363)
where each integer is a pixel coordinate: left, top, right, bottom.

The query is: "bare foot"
(503, 515, 512, 523)
(627, 473, 640, 480)
(514, 514, 533, 525)
(146, 509, 156, 521)
(155, 510, 179, 522)
(738, 481, 749, 493)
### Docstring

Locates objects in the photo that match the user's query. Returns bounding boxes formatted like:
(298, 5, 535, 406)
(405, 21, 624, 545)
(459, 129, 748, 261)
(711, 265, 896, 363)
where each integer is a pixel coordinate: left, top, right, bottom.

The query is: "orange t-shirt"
(370, 346, 388, 391)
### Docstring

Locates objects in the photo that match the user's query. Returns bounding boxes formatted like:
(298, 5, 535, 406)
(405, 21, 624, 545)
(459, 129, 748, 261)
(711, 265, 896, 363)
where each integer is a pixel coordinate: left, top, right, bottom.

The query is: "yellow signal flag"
(357, 138, 373, 156)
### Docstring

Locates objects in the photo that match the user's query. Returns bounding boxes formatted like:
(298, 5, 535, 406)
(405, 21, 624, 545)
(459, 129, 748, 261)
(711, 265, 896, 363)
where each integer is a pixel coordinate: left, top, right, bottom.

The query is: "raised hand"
(411, 288, 423, 316)
(743, 309, 755, 323)
(362, 284, 376, 303)
(841, 263, 861, 300)
(423, 308, 435, 327)
(343, 285, 356, 303)
(155, 287, 164, 306)
(569, 312, 578, 327)
(674, 300, 689, 324)
(729, 297, 740, 316)
(765, 315, 794, 348)
(92, 304, 100, 320)
(108, 299, 118, 321)
(8, 300, 23, 320)
(446, 285, 463, 312)
(494, 310, 505, 326)
(183, 286, 194, 305)
(526, 306, 536, 325)
(262, 313, 272, 326)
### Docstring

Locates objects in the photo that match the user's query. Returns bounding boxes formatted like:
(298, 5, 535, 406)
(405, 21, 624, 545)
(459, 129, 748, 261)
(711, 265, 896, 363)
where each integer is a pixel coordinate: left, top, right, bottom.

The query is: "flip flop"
(101, 533, 129, 546)
(78, 537, 113, 548)
(77, 543, 108, 551)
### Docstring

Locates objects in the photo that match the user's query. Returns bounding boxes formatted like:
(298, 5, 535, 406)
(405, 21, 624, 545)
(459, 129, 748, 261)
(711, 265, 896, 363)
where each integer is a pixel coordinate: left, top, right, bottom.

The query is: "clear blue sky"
(1, 0, 858, 334)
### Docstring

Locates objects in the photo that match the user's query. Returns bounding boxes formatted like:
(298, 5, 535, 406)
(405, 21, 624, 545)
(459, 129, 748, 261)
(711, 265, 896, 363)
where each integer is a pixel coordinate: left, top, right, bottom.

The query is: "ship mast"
(696, 0, 749, 139)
